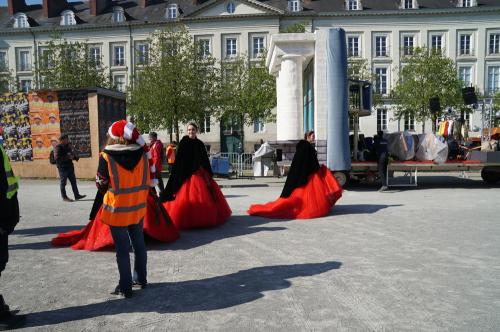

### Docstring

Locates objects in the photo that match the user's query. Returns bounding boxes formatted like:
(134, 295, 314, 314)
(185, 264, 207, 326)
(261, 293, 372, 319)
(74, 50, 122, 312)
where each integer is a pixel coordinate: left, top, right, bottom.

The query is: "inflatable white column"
(276, 54, 304, 140)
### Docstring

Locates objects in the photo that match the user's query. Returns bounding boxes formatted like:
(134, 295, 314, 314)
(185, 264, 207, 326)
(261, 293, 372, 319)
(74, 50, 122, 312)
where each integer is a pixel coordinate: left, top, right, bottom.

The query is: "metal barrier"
(210, 152, 278, 179)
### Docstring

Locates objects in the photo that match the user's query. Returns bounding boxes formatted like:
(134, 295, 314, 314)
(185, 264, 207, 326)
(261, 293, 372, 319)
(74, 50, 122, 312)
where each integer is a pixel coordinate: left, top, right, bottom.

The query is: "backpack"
(49, 150, 56, 165)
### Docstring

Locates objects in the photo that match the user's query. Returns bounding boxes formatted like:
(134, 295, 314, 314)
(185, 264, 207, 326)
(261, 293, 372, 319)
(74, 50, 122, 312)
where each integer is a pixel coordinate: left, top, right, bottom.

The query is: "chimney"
(7, 0, 27, 15)
(90, 0, 112, 16)
(43, 0, 70, 18)
(139, 0, 151, 8)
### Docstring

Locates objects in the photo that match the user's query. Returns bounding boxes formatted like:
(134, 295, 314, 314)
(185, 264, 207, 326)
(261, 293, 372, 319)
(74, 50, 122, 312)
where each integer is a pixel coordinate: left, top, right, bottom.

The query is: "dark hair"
(304, 130, 315, 140)
(60, 134, 69, 140)
(149, 132, 157, 138)
(187, 122, 198, 130)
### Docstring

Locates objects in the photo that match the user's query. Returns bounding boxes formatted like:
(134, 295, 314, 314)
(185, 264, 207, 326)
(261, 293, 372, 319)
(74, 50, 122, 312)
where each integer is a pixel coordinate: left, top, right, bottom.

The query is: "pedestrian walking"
(54, 134, 86, 202)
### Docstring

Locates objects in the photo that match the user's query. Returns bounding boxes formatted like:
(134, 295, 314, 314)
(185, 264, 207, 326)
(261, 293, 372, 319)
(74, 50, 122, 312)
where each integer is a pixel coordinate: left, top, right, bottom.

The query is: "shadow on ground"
(9, 216, 287, 252)
(24, 261, 342, 328)
(330, 204, 403, 216)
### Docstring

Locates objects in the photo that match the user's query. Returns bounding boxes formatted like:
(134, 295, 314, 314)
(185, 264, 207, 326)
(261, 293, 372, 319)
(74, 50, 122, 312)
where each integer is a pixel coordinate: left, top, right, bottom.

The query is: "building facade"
(1, 0, 499, 152)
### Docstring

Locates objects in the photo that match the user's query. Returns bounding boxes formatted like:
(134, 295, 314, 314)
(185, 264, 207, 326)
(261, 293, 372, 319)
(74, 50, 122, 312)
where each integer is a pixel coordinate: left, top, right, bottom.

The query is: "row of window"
(372, 65, 500, 95)
(347, 32, 500, 58)
(374, 109, 472, 132)
(0, 35, 267, 74)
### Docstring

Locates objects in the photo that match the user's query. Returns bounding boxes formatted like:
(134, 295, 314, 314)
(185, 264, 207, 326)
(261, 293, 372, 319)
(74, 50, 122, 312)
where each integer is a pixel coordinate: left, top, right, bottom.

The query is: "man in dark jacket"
(0, 141, 26, 329)
(54, 134, 85, 202)
(374, 130, 389, 191)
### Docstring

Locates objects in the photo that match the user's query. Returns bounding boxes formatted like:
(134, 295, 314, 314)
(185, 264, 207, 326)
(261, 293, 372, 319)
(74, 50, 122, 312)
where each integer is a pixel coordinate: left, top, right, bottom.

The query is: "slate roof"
(0, 0, 499, 31)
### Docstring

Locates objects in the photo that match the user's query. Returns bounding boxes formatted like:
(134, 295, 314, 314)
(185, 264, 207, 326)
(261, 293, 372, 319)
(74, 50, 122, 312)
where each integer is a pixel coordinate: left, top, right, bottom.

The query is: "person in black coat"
(54, 134, 86, 202)
(374, 130, 389, 191)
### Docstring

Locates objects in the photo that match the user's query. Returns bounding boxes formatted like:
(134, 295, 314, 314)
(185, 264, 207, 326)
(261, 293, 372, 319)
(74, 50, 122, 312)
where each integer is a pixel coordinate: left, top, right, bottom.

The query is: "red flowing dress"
(248, 140, 342, 219)
(160, 136, 231, 230)
(52, 191, 179, 251)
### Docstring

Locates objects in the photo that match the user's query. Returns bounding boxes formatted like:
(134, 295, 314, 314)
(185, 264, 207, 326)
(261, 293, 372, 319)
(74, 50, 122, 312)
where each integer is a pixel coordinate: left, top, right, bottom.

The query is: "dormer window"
(60, 10, 76, 26)
(459, 0, 476, 7)
(402, 0, 418, 9)
(13, 13, 29, 28)
(347, 0, 361, 11)
(226, 2, 236, 14)
(167, 4, 178, 19)
(288, 0, 301, 12)
(112, 7, 126, 23)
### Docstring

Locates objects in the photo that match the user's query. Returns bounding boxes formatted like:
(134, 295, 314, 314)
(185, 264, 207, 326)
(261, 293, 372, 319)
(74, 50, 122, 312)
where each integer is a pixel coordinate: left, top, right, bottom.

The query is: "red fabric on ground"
(163, 167, 232, 230)
(51, 192, 179, 251)
(247, 165, 342, 219)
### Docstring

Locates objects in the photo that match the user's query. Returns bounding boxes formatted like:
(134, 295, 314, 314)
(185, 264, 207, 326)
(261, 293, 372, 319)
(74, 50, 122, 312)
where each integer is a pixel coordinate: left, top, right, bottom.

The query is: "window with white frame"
(225, 37, 238, 58)
(200, 115, 211, 133)
(38, 47, 53, 69)
(487, 66, 500, 95)
(459, 33, 473, 55)
(253, 118, 265, 133)
(431, 34, 443, 52)
(60, 10, 76, 26)
(112, 7, 125, 23)
(375, 67, 388, 95)
(403, 35, 415, 56)
(88, 45, 101, 66)
(347, 0, 359, 10)
(288, 0, 301, 12)
(13, 13, 29, 28)
(375, 36, 388, 57)
(135, 42, 149, 65)
(19, 78, 31, 93)
(197, 38, 211, 58)
(347, 36, 360, 57)
(403, 0, 415, 9)
(489, 33, 500, 55)
(377, 109, 387, 131)
(462, 0, 473, 7)
(167, 4, 178, 19)
(16, 49, 31, 72)
(0, 50, 8, 72)
(404, 114, 415, 131)
(113, 74, 126, 92)
(458, 66, 472, 87)
(252, 36, 265, 59)
(112, 44, 125, 66)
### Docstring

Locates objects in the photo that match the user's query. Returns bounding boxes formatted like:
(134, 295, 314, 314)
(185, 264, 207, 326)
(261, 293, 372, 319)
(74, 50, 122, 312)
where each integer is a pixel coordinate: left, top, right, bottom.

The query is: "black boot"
(0, 295, 26, 330)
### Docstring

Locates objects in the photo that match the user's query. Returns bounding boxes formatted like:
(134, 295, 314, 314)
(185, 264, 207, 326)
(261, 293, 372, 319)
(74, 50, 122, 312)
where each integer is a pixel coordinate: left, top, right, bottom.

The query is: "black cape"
(160, 136, 212, 202)
(280, 140, 320, 198)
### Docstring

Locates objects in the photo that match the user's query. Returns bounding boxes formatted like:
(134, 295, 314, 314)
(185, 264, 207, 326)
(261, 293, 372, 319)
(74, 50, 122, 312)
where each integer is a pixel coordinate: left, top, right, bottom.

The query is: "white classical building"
(1, 0, 499, 152)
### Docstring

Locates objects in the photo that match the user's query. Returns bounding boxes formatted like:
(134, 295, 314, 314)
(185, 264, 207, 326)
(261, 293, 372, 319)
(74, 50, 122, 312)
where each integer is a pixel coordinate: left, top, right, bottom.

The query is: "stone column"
(276, 54, 304, 140)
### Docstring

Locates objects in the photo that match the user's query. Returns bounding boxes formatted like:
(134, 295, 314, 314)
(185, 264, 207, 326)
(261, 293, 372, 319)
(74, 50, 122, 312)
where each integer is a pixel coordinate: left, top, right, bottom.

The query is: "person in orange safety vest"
(96, 120, 158, 298)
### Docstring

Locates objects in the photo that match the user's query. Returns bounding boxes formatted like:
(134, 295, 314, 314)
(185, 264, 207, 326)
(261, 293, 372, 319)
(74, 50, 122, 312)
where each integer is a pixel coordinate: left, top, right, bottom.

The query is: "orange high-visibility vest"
(166, 144, 175, 164)
(100, 152, 150, 227)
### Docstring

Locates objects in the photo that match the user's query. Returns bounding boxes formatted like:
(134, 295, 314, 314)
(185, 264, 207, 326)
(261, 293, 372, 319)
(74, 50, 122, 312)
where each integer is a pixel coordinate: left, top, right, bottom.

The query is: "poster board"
(0, 93, 32, 161)
(28, 91, 60, 159)
(58, 90, 92, 158)
(98, 94, 126, 150)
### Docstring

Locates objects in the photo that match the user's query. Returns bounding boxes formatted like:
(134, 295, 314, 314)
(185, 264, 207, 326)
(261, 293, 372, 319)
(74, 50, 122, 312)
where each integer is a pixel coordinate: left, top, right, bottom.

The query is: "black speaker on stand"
(462, 87, 478, 105)
(429, 97, 440, 113)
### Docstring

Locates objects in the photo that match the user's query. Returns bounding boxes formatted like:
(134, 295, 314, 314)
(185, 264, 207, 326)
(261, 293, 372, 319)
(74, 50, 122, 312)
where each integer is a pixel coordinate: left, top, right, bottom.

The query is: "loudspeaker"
(462, 87, 477, 105)
(429, 97, 440, 113)
(275, 149, 282, 162)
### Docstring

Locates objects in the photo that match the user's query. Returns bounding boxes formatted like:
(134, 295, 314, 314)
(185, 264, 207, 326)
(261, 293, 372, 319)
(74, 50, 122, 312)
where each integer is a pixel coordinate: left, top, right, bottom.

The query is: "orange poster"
(28, 91, 61, 159)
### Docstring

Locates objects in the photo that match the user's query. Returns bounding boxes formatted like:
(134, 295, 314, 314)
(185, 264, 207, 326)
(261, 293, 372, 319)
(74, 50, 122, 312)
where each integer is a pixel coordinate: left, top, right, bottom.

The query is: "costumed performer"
(160, 122, 231, 230)
(248, 130, 342, 219)
(52, 122, 179, 254)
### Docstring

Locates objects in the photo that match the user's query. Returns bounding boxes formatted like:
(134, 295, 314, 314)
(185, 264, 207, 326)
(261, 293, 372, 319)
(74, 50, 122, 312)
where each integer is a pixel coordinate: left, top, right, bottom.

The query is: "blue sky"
(0, 0, 81, 6)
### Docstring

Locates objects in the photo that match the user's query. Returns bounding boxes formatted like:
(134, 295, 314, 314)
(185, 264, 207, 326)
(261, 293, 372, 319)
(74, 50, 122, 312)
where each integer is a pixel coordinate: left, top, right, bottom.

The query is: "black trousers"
(58, 167, 80, 199)
(0, 233, 8, 275)
(157, 172, 165, 192)
(378, 153, 388, 186)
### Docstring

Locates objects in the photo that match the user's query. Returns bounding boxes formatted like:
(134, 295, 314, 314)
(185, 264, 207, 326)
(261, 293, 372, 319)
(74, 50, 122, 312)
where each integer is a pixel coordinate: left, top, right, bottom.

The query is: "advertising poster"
(0, 93, 32, 161)
(28, 91, 61, 159)
(58, 90, 91, 158)
(98, 95, 126, 150)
